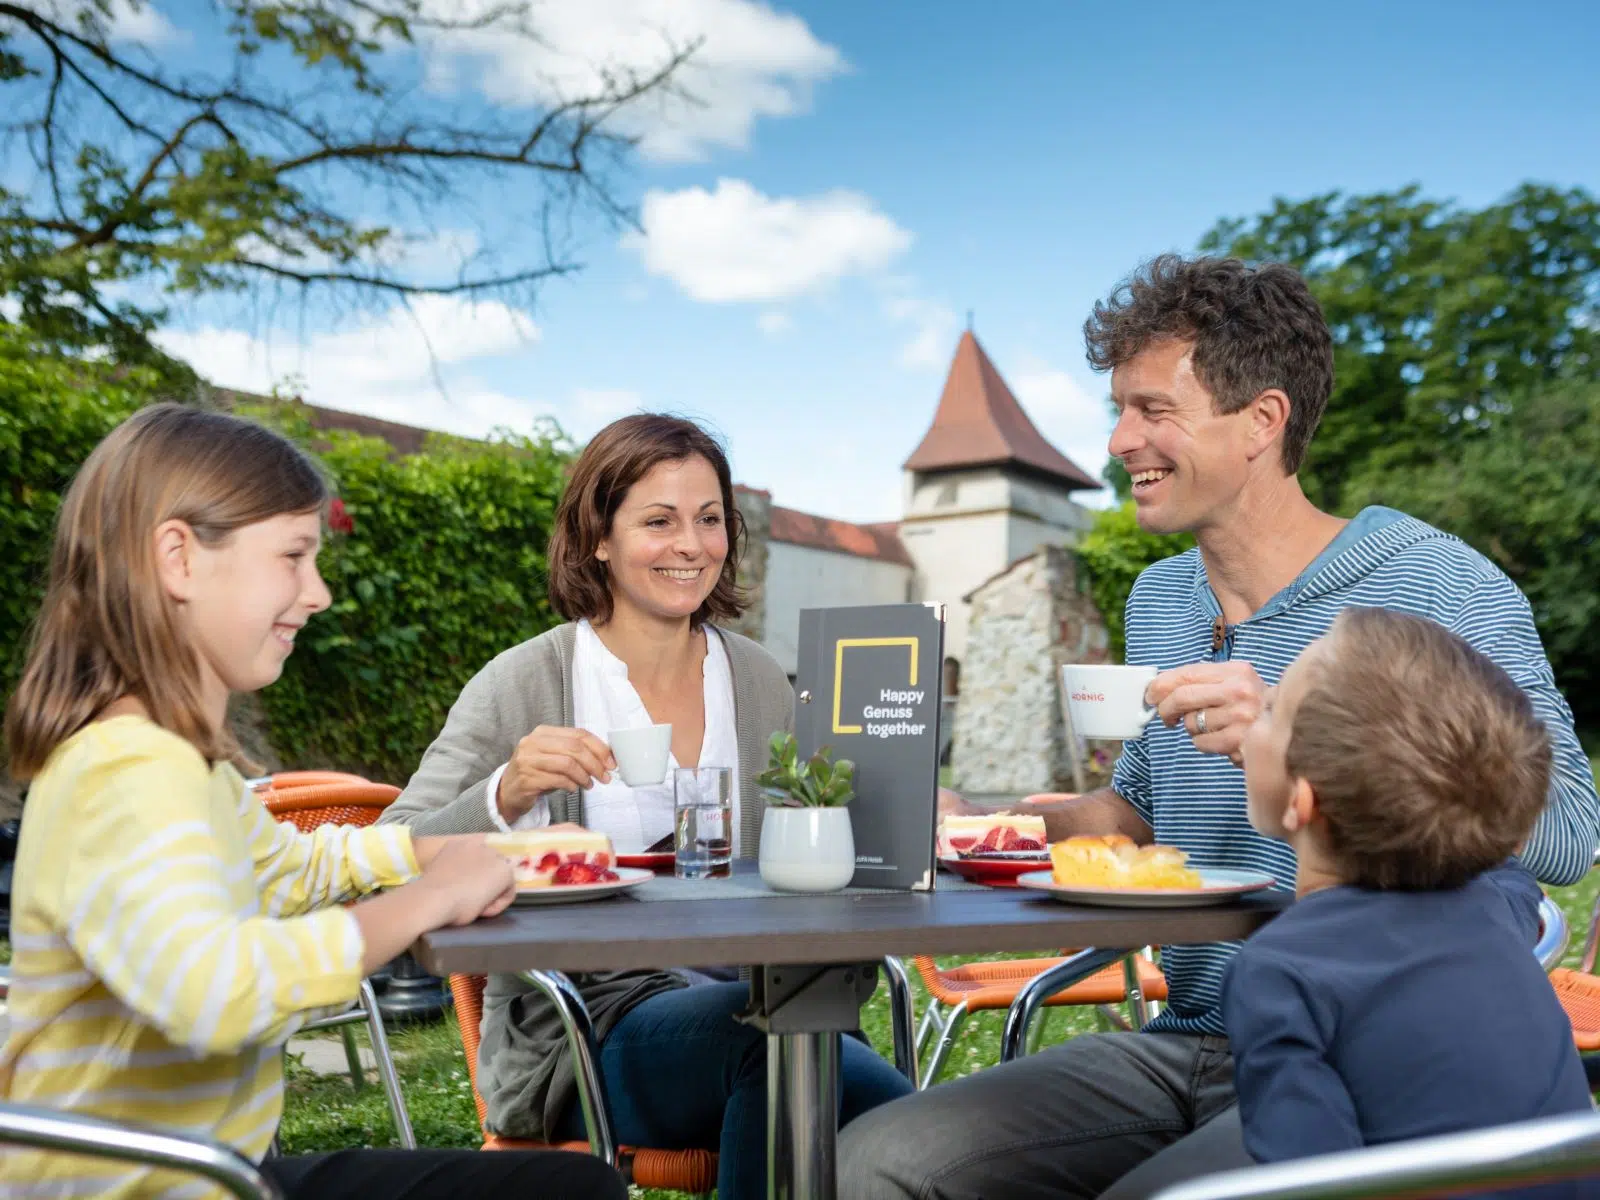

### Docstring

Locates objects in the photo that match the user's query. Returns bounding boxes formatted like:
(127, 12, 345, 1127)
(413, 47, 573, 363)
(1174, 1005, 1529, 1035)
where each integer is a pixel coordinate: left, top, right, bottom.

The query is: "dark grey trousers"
(837, 1031, 1249, 1199)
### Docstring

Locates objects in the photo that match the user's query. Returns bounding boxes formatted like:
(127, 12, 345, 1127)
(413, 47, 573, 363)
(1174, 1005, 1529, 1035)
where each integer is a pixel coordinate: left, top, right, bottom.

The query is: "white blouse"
(485, 621, 743, 853)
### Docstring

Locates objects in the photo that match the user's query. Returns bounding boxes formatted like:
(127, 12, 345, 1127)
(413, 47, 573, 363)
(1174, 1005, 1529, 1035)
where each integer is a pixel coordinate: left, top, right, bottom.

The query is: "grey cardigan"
(378, 621, 795, 1138)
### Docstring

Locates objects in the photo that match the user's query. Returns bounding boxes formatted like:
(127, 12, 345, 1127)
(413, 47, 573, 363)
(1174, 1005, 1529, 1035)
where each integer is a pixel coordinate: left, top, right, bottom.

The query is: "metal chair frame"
(295, 979, 416, 1148)
(259, 779, 416, 1149)
(902, 946, 1164, 1088)
(0, 1101, 283, 1200)
(461, 958, 917, 1185)
(1537, 893, 1571, 972)
(1150, 1108, 1600, 1200)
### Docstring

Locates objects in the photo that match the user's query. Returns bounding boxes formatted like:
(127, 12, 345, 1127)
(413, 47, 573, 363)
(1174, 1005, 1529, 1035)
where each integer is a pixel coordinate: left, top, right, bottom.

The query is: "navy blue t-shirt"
(1222, 863, 1596, 1199)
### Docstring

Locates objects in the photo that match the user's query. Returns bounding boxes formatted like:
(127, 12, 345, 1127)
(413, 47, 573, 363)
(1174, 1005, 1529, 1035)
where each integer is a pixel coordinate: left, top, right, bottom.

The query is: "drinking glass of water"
(674, 766, 733, 879)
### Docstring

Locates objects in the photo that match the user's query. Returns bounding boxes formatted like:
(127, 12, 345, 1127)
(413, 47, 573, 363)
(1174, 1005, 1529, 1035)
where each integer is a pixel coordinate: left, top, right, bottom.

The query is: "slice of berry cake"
(936, 814, 1048, 858)
(486, 829, 621, 888)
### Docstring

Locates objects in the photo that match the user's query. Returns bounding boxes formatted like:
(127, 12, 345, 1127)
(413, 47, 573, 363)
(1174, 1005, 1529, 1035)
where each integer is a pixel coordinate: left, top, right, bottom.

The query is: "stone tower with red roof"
(898, 330, 1102, 660)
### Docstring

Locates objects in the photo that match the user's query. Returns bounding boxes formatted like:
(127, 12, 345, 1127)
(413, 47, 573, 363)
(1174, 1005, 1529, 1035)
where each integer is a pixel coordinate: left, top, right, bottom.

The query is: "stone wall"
(950, 544, 1112, 797)
(729, 485, 771, 643)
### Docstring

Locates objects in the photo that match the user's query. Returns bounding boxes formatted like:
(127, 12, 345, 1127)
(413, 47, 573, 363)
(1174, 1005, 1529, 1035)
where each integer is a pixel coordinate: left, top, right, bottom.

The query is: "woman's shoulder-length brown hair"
(547, 413, 747, 628)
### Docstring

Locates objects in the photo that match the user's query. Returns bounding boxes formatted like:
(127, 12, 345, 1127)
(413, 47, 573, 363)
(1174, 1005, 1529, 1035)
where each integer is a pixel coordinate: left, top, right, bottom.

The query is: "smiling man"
(839, 255, 1599, 1200)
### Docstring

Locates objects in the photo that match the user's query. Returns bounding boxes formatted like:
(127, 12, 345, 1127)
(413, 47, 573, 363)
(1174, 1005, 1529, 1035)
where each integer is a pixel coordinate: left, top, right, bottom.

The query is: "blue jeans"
(554, 980, 913, 1200)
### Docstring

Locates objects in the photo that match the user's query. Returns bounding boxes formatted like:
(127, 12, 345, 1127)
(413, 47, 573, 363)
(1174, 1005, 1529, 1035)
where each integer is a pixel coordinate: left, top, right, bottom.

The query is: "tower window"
(935, 481, 959, 506)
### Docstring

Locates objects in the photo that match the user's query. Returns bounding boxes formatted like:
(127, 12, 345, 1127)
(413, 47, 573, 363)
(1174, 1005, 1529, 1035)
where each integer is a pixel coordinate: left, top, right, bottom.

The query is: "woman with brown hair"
(381, 413, 912, 1199)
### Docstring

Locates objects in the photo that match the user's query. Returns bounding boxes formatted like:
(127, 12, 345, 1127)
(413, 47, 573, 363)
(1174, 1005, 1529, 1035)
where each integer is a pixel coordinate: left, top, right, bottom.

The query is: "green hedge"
(0, 328, 571, 786)
(1075, 502, 1196, 663)
(0, 329, 158, 700)
(248, 405, 569, 782)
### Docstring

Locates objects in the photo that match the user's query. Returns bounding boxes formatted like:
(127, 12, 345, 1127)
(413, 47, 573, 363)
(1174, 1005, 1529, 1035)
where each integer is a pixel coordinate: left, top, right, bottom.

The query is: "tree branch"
(231, 255, 576, 296)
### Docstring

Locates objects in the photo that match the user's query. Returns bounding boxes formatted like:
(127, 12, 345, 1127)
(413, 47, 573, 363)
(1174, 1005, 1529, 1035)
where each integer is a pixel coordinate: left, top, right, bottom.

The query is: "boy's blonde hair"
(5, 404, 327, 777)
(1287, 607, 1551, 890)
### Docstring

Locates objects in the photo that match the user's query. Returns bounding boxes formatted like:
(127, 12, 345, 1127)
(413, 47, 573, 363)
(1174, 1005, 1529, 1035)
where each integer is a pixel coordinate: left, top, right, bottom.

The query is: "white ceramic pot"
(758, 805, 855, 893)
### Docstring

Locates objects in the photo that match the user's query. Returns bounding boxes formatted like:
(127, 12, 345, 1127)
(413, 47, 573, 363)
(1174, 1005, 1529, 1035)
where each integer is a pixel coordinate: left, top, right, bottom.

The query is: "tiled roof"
(211, 391, 434, 457)
(300, 405, 433, 456)
(903, 331, 1102, 491)
(769, 506, 912, 567)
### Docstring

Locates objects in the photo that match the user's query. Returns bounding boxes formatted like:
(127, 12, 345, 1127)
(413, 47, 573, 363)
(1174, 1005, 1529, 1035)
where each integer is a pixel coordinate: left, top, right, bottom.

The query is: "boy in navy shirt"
(1226, 606, 1594, 1197)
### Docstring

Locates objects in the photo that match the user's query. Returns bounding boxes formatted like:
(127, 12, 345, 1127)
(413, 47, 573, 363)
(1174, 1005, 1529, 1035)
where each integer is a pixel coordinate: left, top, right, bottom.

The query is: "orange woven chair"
(1550, 886, 1600, 1056)
(449, 973, 718, 1194)
(259, 778, 415, 1148)
(251, 770, 371, 792)
(913, 950, 1167, 1087)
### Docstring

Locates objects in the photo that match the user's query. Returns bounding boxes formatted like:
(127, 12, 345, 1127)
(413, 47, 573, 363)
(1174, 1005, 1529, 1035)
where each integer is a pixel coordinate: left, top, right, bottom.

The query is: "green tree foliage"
(1201, 184, 1600, 511)
(1345, 380, 1600, 732)
(0, 0, 689, 366)
(1198, 184, 1600, 734)
(1076, 502, 1194, 663)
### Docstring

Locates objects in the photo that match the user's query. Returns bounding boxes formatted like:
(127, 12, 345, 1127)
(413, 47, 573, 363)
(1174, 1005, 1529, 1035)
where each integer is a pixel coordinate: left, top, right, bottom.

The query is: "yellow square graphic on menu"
(832, 637, 919, 734)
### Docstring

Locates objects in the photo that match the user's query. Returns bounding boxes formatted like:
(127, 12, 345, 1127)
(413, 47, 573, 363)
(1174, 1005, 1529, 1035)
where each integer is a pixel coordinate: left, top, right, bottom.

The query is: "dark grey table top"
(414, 873, 1289, 976)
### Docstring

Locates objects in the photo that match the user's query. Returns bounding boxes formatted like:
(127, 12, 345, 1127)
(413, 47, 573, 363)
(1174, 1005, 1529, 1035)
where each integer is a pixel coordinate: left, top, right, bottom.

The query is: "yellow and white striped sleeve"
(60, 746, 367, 1054)
(237, 782, 419, 919)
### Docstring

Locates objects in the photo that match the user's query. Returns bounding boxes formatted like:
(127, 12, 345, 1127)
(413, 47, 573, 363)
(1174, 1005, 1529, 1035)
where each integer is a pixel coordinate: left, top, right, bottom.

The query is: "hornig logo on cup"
(1061, 665, 1159, 740)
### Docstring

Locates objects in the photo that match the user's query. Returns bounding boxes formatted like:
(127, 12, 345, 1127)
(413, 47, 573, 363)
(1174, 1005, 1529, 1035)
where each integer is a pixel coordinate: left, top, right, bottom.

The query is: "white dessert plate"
(1014, 868, 1277, 908)
(509, 866, 654, 907)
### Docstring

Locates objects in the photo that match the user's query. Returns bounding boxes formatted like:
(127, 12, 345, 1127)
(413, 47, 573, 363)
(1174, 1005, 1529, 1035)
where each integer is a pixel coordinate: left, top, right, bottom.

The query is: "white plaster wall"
(760, 541, 914, 676)
(902, 468, 1010, 519)
(1006, 511, 1089, 566)
(901, 470, 1096, 662)
(900, 509, 1013, 662)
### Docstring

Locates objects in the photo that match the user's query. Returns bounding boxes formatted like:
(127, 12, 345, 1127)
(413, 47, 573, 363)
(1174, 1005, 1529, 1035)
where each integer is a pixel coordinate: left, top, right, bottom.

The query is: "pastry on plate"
(486, 828, 620, 888)
(938, 814, 1048, 857)
(1049, 834, 1202, 890)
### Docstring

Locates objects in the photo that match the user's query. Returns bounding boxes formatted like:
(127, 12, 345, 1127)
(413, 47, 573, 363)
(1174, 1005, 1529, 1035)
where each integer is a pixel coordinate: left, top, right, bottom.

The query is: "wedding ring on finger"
(1195, 708, 1209, 736)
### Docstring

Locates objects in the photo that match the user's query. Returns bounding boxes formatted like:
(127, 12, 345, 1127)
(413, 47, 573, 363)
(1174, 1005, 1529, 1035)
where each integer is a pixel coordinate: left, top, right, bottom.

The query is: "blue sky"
(136, 0, 1600, 522)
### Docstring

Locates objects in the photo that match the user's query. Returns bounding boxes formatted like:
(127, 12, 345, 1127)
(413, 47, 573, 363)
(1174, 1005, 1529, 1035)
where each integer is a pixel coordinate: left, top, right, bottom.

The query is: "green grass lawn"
(268, 868, 1600, 1200)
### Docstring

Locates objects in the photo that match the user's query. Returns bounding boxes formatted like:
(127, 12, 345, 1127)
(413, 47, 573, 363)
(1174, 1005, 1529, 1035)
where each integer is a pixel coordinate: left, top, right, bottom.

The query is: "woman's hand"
(496, 726, 617, 823)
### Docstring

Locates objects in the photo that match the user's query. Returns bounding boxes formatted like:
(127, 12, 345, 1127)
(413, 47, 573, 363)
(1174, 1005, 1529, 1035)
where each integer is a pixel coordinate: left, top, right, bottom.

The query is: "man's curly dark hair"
(1084, 254, 1334, 473)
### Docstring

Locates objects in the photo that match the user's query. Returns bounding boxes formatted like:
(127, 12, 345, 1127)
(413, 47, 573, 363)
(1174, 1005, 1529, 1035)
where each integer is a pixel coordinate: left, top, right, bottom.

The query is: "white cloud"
(1011, 358, 1116, 505)
(154, 296, 544, 435)
(625, 178, 911, 303)
(417, 0, 844, 162)
(57, 0, 186, 47)
(879, 282, 959, 372)
(757, 310, 791, 335)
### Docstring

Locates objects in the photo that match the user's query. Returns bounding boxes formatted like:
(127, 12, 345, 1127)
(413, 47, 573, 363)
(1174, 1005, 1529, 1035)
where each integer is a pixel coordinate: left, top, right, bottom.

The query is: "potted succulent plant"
(755, 732, 857, 893)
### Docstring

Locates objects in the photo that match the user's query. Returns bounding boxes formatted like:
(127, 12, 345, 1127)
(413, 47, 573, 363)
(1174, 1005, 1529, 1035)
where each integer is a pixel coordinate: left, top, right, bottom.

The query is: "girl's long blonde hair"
(5, 404, 327, 778)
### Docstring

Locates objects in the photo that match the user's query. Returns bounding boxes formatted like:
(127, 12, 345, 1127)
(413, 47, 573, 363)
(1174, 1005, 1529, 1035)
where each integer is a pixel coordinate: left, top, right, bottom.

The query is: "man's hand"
(1147, 660, 1268, 766)
(937, 787, 983, 818)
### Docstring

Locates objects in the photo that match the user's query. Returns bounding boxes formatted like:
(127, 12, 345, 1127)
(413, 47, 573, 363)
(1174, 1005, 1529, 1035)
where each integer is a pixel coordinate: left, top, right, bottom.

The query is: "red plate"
(939, 855, 1050, 886)
(617, 851, 675, 871)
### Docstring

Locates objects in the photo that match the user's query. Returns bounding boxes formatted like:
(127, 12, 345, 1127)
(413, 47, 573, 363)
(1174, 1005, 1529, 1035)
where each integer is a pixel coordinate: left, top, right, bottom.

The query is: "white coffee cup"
(1061, 664, 1159, 740)
(608, 723, 673, 786)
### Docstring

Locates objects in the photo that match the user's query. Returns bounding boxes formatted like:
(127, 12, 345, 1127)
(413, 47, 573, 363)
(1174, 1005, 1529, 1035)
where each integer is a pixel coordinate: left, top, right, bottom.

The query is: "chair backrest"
(1149, 1108, 1600, 1200)
(0, 1101, 283, 1200)
(447, 974, 492, 1132)
(260, 782, 401, 832)
(251, 771, 370, 792)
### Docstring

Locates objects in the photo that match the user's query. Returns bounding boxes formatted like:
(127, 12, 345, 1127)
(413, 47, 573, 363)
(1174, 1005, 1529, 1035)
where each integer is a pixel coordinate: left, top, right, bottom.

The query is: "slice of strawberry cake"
(937, 814, 1048, 858)
(486, 829, 620, 888)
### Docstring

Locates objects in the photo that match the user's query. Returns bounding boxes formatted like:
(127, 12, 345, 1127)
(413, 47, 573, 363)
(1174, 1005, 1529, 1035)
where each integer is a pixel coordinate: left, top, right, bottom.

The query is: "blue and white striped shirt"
(1112, 506, 1600, 1036)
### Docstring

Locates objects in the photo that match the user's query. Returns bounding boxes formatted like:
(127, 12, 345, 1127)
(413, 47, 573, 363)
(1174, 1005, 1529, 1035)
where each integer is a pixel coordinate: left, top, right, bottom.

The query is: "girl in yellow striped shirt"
(1, 404, 625, 1200)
